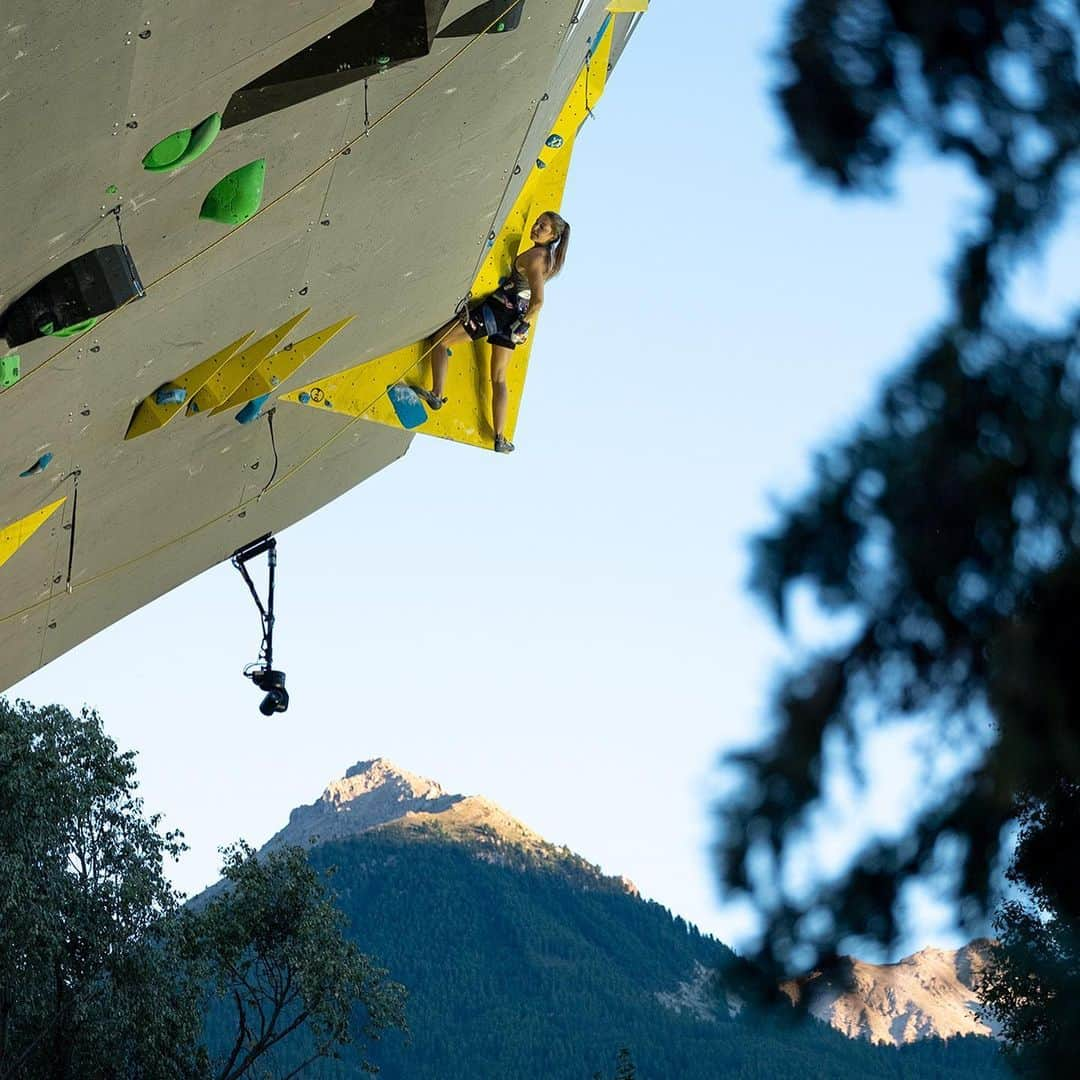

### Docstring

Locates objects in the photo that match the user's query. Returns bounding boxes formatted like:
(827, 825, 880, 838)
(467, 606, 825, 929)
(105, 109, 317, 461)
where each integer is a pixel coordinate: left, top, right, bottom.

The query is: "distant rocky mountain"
(781, 942, 998, 1046)
(201, 759, 1009, 1079)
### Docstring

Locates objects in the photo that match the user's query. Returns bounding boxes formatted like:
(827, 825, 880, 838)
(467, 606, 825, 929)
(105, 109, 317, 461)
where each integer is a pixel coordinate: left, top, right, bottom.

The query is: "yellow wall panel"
(279, 25, 615, 449)
(0, 497, 66, 572)
(187, 310, 310, 415)
(125, 332, 255, 440)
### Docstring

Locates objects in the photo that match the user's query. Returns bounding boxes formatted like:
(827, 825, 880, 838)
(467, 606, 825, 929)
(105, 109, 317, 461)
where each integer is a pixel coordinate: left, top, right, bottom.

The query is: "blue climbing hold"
(235, 394, 271, 424)
(387, 384, 428, 429)
(298, 391, 311, 404)
(19, 452, 53, 478)
(545, 133, 564, 149)
(154, 386, 187, 406)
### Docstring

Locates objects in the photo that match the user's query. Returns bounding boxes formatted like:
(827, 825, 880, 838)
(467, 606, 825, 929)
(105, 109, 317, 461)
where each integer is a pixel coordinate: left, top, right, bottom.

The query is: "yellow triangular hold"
(210, 316, 355, 415)
(125, 331, 255, 440)
(187, 310, 310, 415)
(279, 29, 614, 450)
(0, 497, 66, 572)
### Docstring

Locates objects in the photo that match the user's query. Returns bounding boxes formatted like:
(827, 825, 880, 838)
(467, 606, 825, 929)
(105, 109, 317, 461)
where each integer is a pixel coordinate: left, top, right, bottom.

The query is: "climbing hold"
(235, 394, 271, 424)
(144, 113, 221, 172)
(47, 317, 99, 338)
(138, 28, 151, 39)
(446, 348, 453, 357)
(105, 184, 118, 194)
(143, 129, 191, 170)
(387, 384, 427, 429)
(153, 386, 187, 406)
(0, 244, 143, 347)
(298, 391, 311, 404)
(0, 354, 20, 388)
(545, 133, 564, 148)
(200, 159, 266, 225)
(535, 158, 546, 169)
(495, 21, 506, 32)
(324, 399, 333, 408)
(377, 54, 390, 65)
(19, 452, 53, 478)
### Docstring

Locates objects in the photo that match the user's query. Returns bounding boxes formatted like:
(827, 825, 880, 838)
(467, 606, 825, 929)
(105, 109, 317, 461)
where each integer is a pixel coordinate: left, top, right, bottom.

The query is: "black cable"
(64, 470, 81, 590)
(261, 408, 280, 496)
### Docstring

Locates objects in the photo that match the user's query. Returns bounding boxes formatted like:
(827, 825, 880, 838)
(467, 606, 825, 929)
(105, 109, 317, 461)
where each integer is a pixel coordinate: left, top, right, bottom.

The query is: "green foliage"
(188, 842, 406, 1078)
(712, 0, 1080, 1072)
(204, 829, 1011, 1079)
(0, 699, 404, 1079)
(0, 698, 198, 1078)
(980, 783, 1080, 1074)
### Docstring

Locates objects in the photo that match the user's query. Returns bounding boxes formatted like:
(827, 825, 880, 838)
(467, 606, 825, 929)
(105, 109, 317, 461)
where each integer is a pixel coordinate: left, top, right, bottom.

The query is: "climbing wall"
(0, 1, 646, 691)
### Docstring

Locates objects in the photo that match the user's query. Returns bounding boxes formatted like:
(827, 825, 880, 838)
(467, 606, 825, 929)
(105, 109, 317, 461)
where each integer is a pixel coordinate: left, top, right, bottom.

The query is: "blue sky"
(13, 1, 1079, 952)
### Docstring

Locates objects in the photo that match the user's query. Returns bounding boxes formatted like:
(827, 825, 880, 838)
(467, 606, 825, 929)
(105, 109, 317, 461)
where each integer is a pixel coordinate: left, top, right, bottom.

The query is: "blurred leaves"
(715, 0, 1080, 1018)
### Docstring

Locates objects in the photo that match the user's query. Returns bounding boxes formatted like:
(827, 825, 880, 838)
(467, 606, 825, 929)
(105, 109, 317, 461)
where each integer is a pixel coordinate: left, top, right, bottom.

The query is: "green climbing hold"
(377, 54, 390, 65)
(105, 184, 118, 194)
(0, 354, 20, 388)
(48, 317, 99, 338)
(143, 128, 192, 170)
(199, 158, 266, 226)
(142, 113, 221, 172)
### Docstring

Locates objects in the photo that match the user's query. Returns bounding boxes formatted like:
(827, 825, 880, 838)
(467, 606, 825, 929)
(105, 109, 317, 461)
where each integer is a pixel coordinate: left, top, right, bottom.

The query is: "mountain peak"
(264, 759, 463, 850)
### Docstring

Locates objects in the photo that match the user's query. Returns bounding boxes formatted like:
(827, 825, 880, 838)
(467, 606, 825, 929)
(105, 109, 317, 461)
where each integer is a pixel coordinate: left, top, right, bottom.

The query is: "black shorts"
(462, 291, 522, 350)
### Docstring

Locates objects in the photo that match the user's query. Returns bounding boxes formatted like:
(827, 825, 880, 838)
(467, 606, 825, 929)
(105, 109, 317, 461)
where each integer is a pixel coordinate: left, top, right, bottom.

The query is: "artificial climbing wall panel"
(0, 0, 643, 691)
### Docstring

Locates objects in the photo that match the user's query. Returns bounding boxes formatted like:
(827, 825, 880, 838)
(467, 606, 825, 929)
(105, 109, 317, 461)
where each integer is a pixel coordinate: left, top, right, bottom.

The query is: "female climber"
(413, 210, 570, 453)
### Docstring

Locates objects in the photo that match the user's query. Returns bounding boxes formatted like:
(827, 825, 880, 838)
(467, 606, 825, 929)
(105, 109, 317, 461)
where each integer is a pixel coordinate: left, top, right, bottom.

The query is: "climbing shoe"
(411, 385, 446, 410)
(494, 434, 515, 454)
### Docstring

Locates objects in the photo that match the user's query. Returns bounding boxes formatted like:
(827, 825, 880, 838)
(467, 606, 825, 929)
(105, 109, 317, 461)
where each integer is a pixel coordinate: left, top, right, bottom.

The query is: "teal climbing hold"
(298, 391, 311, 404)
(154, 386, 187, 406)
(200, 158, 266, 225)
(535, 158, 547, 169)
(545, 133, 564, 149)
(19, 452, 53, 478)
(0, 354, 20, 388)
(235, 394, 270, 424)
(387, 384, 427, 429)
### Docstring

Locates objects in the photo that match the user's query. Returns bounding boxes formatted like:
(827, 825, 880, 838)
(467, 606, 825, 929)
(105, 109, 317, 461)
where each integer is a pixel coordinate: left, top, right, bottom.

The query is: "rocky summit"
(781, 941, 998, 1045)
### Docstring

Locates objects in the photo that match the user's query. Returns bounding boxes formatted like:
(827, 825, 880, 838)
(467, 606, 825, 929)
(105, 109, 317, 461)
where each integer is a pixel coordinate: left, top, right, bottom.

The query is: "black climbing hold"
(138, 28, 151, 39)
(0, 245, 144, 347)
(126, 120, 138, 129)
(80, 407, 91, 416)
(222, 1, 451, 128)
(320, 218, 330, 226)
(514, 165, 521, 174)
(342, 146, 352, 155)
(299, 286, 309, 296)
(438, 0, 527, 38)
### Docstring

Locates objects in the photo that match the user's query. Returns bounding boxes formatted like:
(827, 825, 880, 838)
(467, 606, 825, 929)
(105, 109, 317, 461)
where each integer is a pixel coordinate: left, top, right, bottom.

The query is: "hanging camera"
(231, 533, 289, 715)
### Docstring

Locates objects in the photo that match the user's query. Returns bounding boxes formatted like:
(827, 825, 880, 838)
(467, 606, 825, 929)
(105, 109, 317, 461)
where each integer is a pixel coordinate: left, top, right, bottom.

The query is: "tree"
(614, 1046, 637, 1080)
(0, 699, 406, 1078)
(187, 842, 406, 1078)
(0, 698, 198, 1078)
(711, 0, 1080, 1068)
